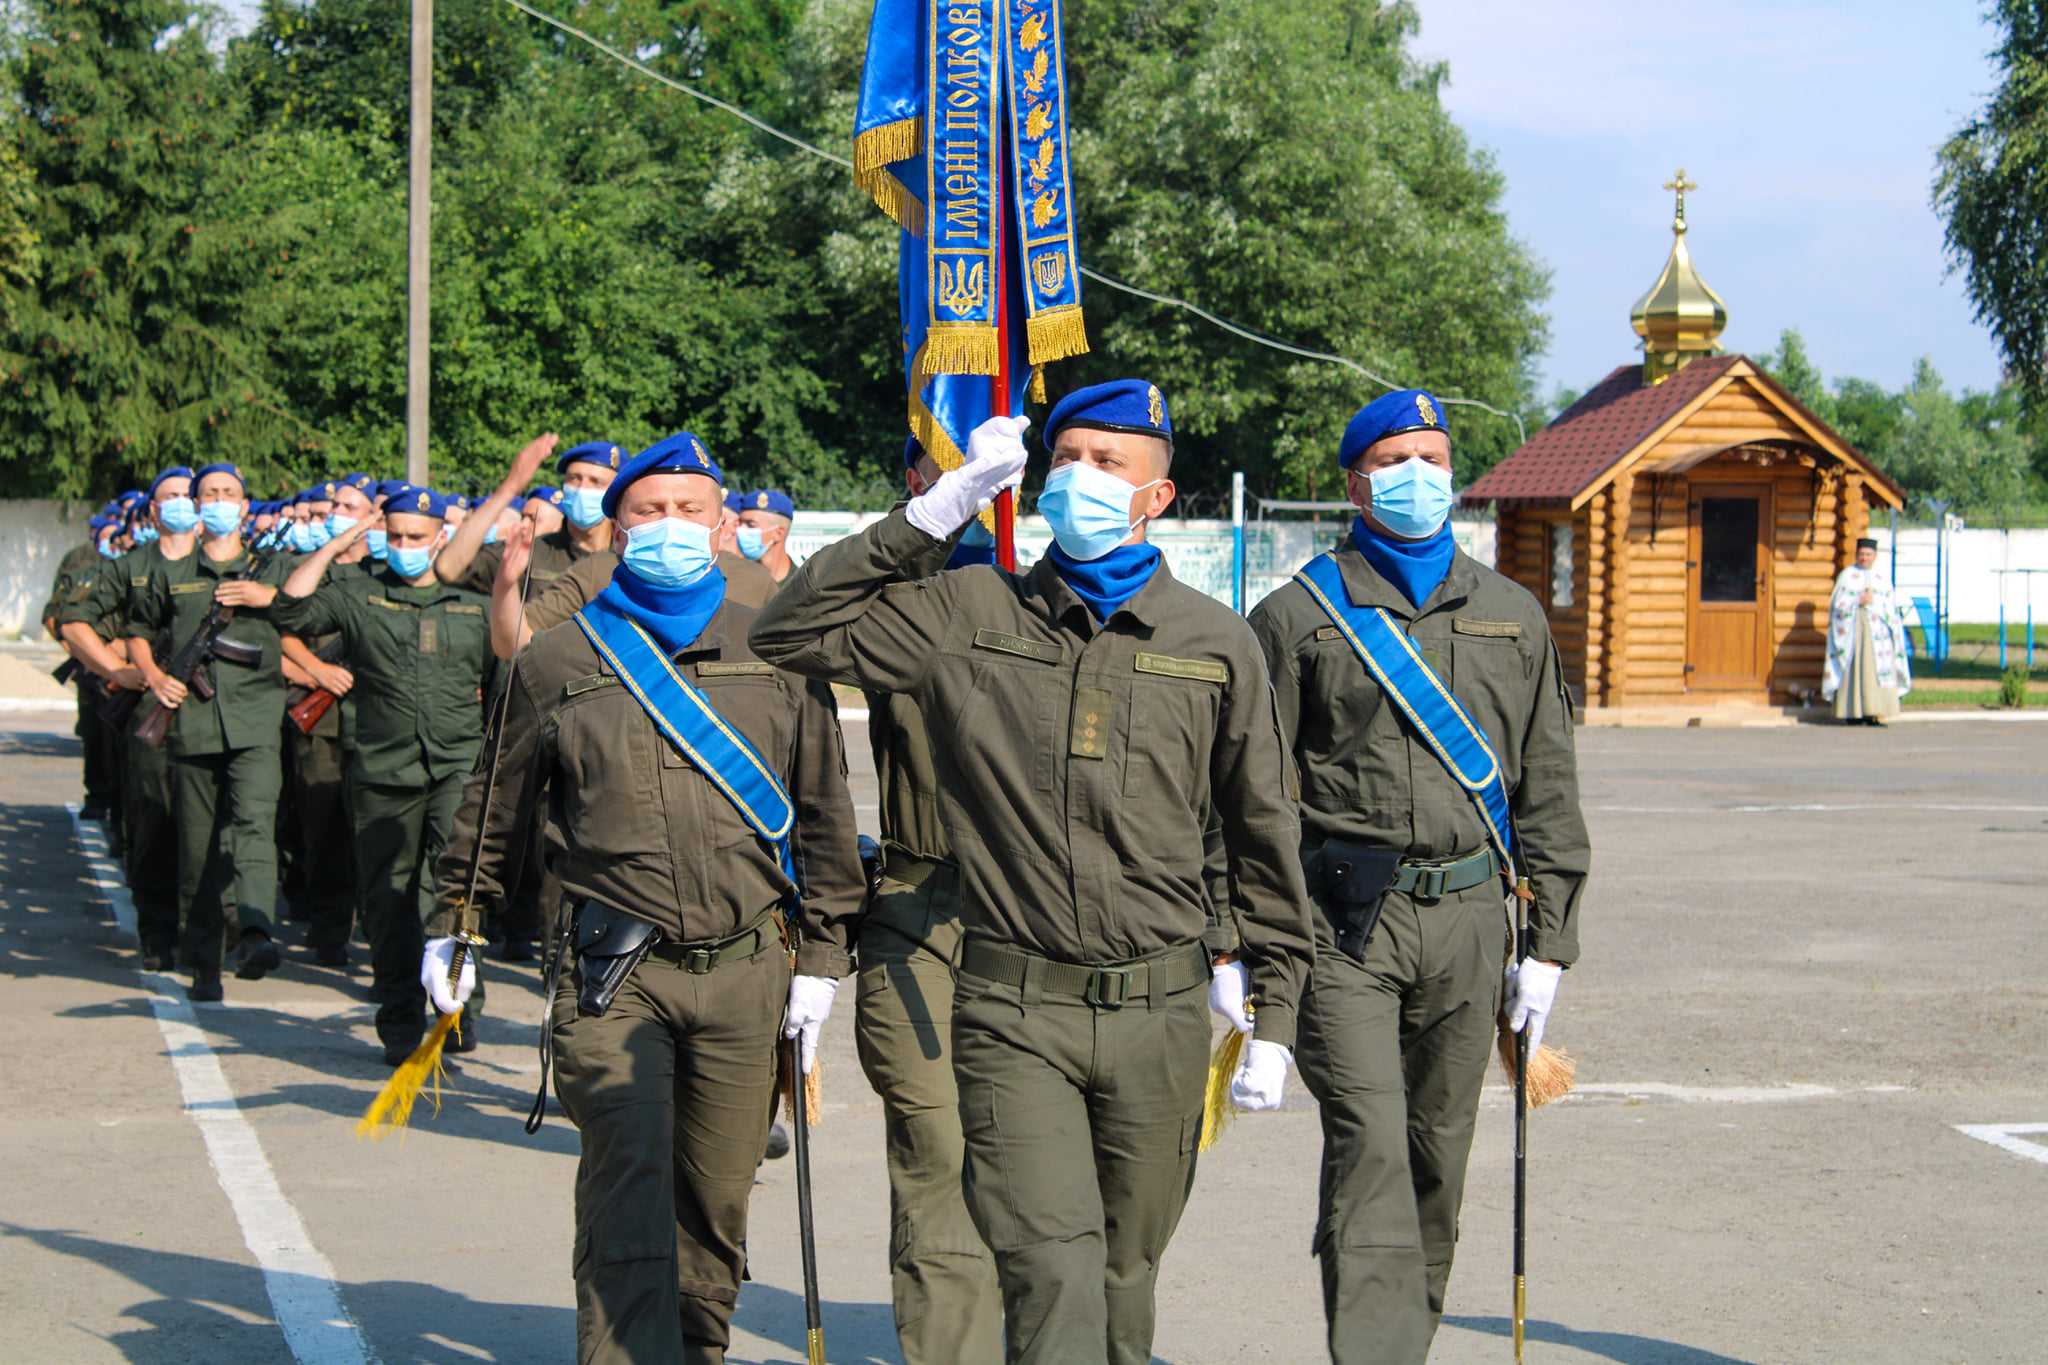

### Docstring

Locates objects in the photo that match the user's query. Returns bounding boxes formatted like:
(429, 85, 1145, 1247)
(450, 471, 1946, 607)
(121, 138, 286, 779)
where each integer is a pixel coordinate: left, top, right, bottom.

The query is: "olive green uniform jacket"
(427, 599, 862, 977)
(42, 541, 102, 630)
(750, 508, 1314, 1047)
(1248, 540, 1588, 964)
(122, 546, 292, 757)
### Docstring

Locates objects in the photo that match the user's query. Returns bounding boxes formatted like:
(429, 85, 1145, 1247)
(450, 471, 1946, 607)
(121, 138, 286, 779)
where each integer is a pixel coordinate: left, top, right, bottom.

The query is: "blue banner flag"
(854, 0, 1088, 468)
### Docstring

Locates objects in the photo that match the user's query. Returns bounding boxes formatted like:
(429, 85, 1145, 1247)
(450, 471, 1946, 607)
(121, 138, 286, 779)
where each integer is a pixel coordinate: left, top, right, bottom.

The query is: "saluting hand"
(904, 414, 1031, 540)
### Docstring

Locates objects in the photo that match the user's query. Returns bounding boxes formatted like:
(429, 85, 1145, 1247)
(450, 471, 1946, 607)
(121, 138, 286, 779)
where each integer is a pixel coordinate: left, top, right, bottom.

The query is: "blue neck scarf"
(1048, 542, 1162, 621)
(1352, 516, 1455, 609)
(591, 564, 727, 658)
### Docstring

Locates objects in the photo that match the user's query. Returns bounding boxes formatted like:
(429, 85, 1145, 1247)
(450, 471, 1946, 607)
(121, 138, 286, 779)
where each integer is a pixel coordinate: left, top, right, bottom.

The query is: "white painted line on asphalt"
(68, 806, 377, 1365)
(1953, 1123, 2048, 1167)
(1589, 803, 2048, 814)
(1556, 1081, 1842, 1103)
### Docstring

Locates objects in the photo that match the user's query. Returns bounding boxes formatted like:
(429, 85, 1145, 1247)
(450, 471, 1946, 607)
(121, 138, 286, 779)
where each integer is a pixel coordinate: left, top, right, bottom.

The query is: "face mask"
(483, 521, 503, 545)
(326, 513, 358, 541)
(736, 527, 769, 561)
(561, 485, 607, 530)
(1037, 461, 1160, 562)
(199, 500, 244, 537)
(621, 517, 715, 588)
(388, 542, 435, 579)
(97, 539, 121, 560)
(959, 519, 995, 549)
(1364, 459, 1455, 540)
(132, 524, 160, 546)
(283, 521, 313, 553)
(365, 529, 389, 560)
(157, 496, 199, 534)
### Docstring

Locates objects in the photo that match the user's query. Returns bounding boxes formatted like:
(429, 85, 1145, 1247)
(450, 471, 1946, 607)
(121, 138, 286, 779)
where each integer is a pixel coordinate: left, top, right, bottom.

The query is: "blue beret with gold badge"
(603, 432, 724, 520)
(746, 488, 795, 520)
(1044, 379, 1173, 450)
(1339, 389, 1451, 468)
(557, 441, 625, 475)
(387, 486, 447, 520)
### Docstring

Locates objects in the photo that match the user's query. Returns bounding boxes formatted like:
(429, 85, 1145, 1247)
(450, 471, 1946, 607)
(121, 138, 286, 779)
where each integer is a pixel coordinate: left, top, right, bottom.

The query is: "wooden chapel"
(1462, 173, 1905, 712)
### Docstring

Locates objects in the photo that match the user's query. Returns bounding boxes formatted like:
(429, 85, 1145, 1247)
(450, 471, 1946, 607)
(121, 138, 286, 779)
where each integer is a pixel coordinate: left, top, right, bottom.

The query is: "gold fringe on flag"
(1495, 1016, 1576, 1108)
(1025, 306, 1090, 366)
(853, 119, 927, 234)
(1198, 1027, 1247, 1153)
(357, 1010, 463, 1138)
(1027, 367, 1048, 405)
(775, 1048, 826, 1127)
(919, 324, 1001, 377)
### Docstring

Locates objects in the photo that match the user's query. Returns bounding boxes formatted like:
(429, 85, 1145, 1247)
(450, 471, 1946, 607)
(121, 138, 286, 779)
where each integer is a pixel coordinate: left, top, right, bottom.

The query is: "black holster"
(1314, 839, 1403, 964)
(571, 901, 661, 1017)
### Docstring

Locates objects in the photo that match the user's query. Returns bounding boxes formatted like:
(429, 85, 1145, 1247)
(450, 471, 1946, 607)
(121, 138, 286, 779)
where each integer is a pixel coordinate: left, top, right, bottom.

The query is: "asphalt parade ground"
(2, 709, 2043, 1365)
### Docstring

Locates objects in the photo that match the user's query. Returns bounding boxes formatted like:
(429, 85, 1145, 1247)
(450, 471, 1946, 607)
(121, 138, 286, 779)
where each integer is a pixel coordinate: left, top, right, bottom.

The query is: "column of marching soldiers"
(42, 381, 1588, 1365)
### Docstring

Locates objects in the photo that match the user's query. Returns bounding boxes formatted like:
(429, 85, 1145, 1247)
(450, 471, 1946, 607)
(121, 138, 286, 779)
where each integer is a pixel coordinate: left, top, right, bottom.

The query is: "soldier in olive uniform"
(124, 462, 293, 1001)
(428, 434, 863, 1365)
(273, 486, 498, 1063)
(487, 526, 776, 659)
(435, 434, 618, 597)
(1247, 390, 1588, 1365)
(734, 488, 796, 584)
(45, 520, 120, 820)
(754, 385, 1317, 1365)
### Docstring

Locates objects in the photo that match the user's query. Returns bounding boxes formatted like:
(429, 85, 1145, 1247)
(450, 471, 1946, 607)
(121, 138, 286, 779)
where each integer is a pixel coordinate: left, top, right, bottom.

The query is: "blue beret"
(904, 437, 927, 471)
(558, 441, 626, 475)
(89, 515, 109, 531)
(310, 481, 339, 501)
(744, 488, 795, 520)
(336, 472, 376, 493)
(447, 494, 470, 511)
(150, 465, 195, 496)
(1044, 379, 1173, 449)
(118, 489, 146, 505)
(376, 480, 413, 503)
(526, 485, 563, 507)
(194, 462, 245, 490)
(723, 491, 745, 514)
(1339, 389, 1451, 468)
(602, 432, 724, 520)
(385, 485, 448, 520)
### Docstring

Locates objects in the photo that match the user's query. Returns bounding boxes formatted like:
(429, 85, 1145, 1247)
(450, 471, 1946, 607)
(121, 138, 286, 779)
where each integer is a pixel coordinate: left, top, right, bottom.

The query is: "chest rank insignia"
(1416, 393, 1438, 426)
(1147, 385, 1164, 428)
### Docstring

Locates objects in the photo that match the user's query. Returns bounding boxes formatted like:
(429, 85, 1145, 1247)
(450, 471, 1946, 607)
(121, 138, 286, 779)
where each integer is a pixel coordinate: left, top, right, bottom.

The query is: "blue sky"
(1414, 0, 2007, 401)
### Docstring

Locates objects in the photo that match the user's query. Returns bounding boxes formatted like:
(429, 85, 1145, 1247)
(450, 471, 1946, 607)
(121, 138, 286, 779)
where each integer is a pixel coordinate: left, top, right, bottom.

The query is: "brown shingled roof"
(1462, 355, 1741, 506)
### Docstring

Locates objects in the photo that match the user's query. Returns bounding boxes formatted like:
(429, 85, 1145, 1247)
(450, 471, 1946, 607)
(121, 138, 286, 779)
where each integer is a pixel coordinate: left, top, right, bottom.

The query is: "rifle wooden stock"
(133, 696, 173, 749)
(283, 636, 348, 734)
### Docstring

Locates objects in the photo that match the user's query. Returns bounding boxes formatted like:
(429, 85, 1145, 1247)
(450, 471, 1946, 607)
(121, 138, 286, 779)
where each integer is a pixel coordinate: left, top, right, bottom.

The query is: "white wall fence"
(8, 497, 2044, 638)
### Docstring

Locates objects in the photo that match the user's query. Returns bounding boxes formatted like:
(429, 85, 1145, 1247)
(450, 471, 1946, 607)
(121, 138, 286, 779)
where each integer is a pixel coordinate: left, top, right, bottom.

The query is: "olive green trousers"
(170, 745, 280, 971)
(283, 723, 357, 954)
(352, 773, 475, 1050)
(1294, 882, 1509, 1365)
(953, 950, 1210, 1365)
(552, 937, 790, 1365)
(123, 730, 178, 954)
(855, 865, 1002, 1365)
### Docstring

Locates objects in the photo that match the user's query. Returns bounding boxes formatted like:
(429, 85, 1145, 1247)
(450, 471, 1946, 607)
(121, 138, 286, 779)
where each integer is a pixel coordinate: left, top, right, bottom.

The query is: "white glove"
(1230, 1039, 1292, 1112)
(421, 937, 476, 1015)
(782, 975, 839, 1074)
(1504, 958, 1563, 1055)
(1208, 960, 1253, 1034)
(903, 415, 1031, 539)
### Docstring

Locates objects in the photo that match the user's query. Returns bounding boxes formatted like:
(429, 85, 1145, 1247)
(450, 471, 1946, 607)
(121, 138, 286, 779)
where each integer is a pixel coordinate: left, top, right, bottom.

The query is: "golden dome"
(1631, 170, 1727, 384)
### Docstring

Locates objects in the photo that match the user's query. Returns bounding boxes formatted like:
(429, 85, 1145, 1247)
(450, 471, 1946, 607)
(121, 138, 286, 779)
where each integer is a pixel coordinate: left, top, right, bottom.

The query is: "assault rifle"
(284, 636, 349, 735)
(53, 633, 168, 728)
(134, 546, 278, 749)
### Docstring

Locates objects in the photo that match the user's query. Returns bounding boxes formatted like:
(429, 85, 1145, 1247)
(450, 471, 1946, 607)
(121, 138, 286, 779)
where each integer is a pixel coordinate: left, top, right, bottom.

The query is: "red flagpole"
(992, 125, 1017, 571)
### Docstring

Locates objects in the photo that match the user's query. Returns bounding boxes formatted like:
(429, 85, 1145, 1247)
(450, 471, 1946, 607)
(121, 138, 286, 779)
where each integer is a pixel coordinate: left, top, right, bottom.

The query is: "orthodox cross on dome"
(1664, 169, 1698, 231)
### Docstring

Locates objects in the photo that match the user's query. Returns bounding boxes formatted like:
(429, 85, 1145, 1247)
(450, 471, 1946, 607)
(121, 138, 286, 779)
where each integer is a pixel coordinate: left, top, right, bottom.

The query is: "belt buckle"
(1417, 866, 1447, 899)
(1083, 966, 1133, 1008)
(683, 946, 717, 974)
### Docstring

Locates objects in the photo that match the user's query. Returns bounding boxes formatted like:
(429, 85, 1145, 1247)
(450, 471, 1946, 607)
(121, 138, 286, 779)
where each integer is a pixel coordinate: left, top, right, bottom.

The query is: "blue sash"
(573, 597, 797, 881)
(1294, 553, 1518, 879)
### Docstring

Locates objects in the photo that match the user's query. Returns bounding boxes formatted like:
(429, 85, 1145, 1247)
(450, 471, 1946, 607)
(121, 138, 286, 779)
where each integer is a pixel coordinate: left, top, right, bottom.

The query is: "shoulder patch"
(1314, 626, 1343, 642)
(973, 628, 1062, 664)
(1134, 652, 1229, 684)
(696, 661, 777, 677)
(1451, 618, 1522, 640)
(564, 673, 619, 697)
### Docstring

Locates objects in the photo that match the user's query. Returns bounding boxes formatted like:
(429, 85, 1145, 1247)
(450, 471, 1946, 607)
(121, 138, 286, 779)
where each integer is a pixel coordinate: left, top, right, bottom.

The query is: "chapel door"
(1685, 483, 1773, 690)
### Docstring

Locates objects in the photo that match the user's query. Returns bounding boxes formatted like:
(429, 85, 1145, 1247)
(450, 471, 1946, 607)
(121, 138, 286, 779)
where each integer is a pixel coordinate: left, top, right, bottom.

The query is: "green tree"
(0, 130, 40, 327)
(1877, 358, 2032, 521)
(1934, 0, 2048, 406)
(1829, 376, 1904, 458)
(0, 0, 317, 497)
(1757, 327, 1838, 425)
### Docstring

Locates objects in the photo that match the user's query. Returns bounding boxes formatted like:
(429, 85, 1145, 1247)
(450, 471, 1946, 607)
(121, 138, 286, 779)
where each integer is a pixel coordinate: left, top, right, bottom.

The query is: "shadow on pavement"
(731, 1281, 902, 1365)
(0, 727, 84, 759)
(1442, 1315, 1760, 1365)
(2, 1221, 576, 1365)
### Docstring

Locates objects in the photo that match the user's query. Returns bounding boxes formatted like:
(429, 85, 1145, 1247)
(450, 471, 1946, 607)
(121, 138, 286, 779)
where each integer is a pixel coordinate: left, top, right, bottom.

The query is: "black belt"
(879, 847, 962, 893)
(958, 938, 1209, 1008)
(644, 915, 780, 975)
(1389, 846, 1499, 900)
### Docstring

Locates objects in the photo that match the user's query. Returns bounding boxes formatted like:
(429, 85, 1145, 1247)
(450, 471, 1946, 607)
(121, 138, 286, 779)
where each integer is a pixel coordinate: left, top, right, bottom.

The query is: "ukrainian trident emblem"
(937, 258, 988, 314)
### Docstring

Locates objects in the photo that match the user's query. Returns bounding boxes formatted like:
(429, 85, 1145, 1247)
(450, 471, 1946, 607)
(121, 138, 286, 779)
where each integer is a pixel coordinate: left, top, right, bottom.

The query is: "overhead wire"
(497, 0, 1527, 446)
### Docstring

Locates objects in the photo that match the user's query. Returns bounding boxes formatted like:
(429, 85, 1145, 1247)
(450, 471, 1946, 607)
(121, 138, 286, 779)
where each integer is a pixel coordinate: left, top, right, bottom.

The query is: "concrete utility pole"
(405, 0, 433, 487)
